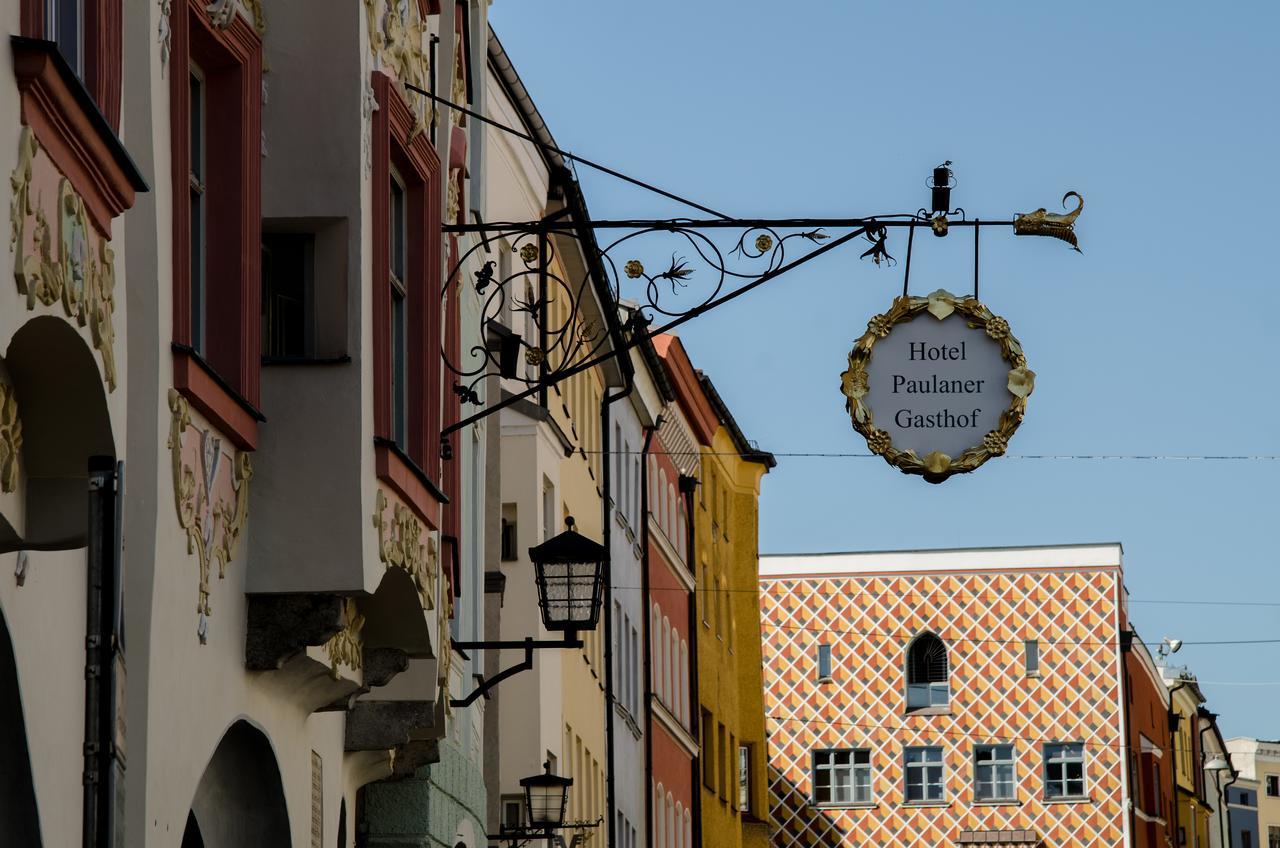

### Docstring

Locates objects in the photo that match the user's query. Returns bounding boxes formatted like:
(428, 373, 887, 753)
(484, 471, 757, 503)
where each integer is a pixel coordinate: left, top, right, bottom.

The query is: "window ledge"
(374, 437, 448, 528)
(173, 344, 263, 450)
(1044, 796, 1093, 805)
(972, 799, 1021, 807)
(11, 36, 148, 237)
(900, 801, 950, 808)
(813, 802, 878, 810)
(904, 706, 952, 717)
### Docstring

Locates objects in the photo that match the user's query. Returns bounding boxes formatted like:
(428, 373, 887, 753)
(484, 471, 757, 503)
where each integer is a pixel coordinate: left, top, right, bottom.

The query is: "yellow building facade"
(1169, 674, 1212, 848)
(655, 335, 773, 848)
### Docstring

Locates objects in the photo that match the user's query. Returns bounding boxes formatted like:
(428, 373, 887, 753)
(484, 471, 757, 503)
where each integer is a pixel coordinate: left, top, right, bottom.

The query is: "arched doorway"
(0, 607, 42, 845)
(186, 720, 291, 847)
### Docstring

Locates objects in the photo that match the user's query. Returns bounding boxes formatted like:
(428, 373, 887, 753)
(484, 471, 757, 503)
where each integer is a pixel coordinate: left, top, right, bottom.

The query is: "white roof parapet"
(759, 542, 1123, 579)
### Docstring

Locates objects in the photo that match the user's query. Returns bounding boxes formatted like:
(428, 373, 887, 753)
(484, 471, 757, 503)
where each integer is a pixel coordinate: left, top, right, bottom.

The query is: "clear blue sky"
(489, 1, 1280, 738)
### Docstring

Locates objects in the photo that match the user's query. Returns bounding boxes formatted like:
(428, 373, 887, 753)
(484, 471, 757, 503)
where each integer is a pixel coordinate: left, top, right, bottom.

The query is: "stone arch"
(186, 719, 291, 848)
(0, 605, 42, 846)
(2, 315, 114, 552)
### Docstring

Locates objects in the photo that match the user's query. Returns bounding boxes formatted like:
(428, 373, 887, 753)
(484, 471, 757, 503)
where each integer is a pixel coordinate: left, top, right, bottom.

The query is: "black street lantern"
(527, 516, 607, 632)
(520, 762, 574, 830)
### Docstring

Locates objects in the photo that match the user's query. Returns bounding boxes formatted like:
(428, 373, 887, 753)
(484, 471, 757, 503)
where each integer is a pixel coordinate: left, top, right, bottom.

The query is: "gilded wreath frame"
(840, 288, 1035, 483)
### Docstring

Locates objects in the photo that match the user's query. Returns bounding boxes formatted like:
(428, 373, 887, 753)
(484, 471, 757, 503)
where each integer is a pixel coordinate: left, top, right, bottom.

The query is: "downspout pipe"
(639, 419, 659, 848)
(1198, 719, 1227, 848)
(601, 344, 635, 848)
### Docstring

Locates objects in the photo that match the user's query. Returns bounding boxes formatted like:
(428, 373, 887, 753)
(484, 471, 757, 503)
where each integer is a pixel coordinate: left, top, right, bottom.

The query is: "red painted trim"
(371, 72, 443, 482)
(418, 0, 440, 15)
(375, 443, 441, 531)
(170, 2, 263, 411)
(174, 349, 259, 449)
(12, 42, 136, 237)
(20, 0, 42, 35)
(652, 335, 719, 446)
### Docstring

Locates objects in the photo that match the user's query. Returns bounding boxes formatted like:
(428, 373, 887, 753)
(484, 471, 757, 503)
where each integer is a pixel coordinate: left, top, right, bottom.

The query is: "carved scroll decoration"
(0, 381, 21, 493)
(323, 598, 365, 680)
(9, 127, 119, 390)
(167, 389, 253, 638)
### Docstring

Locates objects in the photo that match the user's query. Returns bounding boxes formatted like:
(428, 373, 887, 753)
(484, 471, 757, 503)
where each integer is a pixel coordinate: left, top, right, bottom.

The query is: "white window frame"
(904, 746, 945, 803)
(973, 744, 1017, 802)
(811, 748, 872, 806)
(1043, 742, 1087, 800)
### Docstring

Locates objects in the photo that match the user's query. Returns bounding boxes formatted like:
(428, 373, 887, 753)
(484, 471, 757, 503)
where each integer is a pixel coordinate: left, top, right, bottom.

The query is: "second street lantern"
(527, 516, 607, 632)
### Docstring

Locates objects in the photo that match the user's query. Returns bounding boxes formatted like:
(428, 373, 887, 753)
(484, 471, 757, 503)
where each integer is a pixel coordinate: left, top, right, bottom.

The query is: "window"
(728, 733, 737, 808)
(738, 744, 751, 812)
(542, 478, 555, 542)
(701, 561, 711, 625)
(170, 4, 265, 448)
(1043, 743, 1086, 800)
(974, 745, 1016, 801)
(1271, 827, 1280, 848)
(904, 747, 945, 802)
(701, 709, 715, 790)
(906, 633, 949, 710)
(1024, 639, 1040, 676)
(717, 723, 727, 799)
(388, 172, 409, 447)
(817, 644, 833, 682)
(812, 749, 871, 806)
(189, 65, 206, 354)
(1268, 775, 1280, 798)
(46, 0, 84, 76)
(261, 232, 313, 358)
(500, 795, 523, 830)
(1242, 832, 1252, 848)
(500, 504, 517, 561)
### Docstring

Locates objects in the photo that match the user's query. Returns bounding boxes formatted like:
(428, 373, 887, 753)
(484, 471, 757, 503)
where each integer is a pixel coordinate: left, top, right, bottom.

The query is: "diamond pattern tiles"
(761, 565, 1126, 848)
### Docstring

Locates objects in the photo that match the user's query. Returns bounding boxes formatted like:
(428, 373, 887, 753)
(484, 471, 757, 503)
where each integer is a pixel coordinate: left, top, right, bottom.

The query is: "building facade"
(0, 0, 497, 844)
(1124, 633, 1174, 848)
(1165, 668, 1213, 848)
(760, 544, 1132, 848)
(1228, 738, 1280, 848)
(1226, 779, 1260, 848)
(655, 334, 774, 848)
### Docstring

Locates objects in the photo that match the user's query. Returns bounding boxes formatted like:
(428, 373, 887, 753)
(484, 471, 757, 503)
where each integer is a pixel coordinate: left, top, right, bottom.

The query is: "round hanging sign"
(840, 289, 1034, 483)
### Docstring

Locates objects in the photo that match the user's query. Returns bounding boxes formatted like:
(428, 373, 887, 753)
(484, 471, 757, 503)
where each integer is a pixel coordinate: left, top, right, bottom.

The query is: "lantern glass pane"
(526, 784, 566, 827)
(536, 558, 602, 630)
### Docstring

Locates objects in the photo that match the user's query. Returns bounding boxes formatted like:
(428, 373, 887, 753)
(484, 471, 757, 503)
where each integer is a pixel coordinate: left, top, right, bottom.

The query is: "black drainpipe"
(1119, 630, 1136, 847)
(639, 419, 659, 848)
(678, 472, 702, 848)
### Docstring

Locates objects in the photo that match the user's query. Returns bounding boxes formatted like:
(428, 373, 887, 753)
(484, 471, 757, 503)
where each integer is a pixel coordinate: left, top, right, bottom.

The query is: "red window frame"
(371, 72, 444, 526)
(168, 0, 263, 449)
(20, 0, 123, 130)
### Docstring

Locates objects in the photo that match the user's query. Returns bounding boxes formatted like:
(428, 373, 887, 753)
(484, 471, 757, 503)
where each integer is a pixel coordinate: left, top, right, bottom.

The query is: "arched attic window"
(905, 633, 949, 710)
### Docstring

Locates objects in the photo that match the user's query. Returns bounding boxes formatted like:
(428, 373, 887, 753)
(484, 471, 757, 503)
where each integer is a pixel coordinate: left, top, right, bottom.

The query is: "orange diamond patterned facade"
(759, 545, 1130, 848)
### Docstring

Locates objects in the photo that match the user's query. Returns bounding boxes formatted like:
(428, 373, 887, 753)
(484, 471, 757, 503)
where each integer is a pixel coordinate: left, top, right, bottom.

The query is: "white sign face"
(841, 290, 1033, 481)
(864, 315, 1009, 459)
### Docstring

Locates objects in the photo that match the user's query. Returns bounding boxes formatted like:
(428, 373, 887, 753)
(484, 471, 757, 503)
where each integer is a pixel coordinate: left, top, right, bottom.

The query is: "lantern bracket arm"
(448, 634, 583, 709)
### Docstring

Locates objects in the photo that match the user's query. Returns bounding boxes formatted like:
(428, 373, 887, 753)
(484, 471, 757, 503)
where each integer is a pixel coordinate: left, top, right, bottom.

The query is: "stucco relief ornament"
(10, 129, 119, 390)
(362, 82, 378, 177)
(323, 599, 365, 680)
(0, 381, 21, 493)
(840, 290, 1034, 483)
(372, 489, 438, 610)
(167, 390, 253, 641)
(158, 0, 172, 76)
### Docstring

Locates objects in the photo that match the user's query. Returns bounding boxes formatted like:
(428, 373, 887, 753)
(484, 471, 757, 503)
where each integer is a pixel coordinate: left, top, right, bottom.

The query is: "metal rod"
(444, 218, 1016, 234)
(441, 225, 869, 436)
(452, 638, 583, 651)
(902, 223, 916, 298)
(538, 226, 548, 409)
(973, 218, 980, 300)
(403, 82, 732, 220)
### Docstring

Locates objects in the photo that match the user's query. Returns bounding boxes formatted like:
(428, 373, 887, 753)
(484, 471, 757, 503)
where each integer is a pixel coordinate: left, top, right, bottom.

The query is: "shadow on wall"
(0, 606, 42, 846)
(183, 720, 291, 848)
(769, 764, 850, 848)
